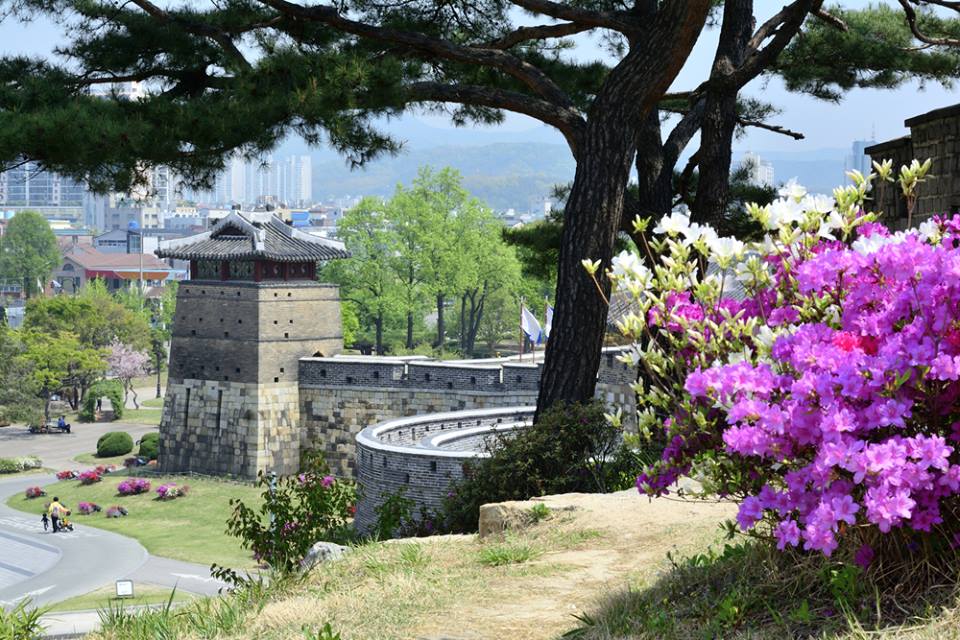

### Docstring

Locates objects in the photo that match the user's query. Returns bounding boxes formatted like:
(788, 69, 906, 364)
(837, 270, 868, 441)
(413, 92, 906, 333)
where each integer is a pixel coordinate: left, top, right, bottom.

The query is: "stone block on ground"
(301, 541, 352, 570)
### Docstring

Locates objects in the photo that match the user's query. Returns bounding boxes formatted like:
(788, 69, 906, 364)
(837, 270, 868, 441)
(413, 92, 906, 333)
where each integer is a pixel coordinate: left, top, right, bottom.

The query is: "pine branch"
(738, 118, 804, 140)
(897, 0, 960, 47)
(484, 22, 592, 49)
(506, 0, 638, 34)
(126, 0, 252, 70)
(253, 0, 575, 109)
(405, 81, 585, 153)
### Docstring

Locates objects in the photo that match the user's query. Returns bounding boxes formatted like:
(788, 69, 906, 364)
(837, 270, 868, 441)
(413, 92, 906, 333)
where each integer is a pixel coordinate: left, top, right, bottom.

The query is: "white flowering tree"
(106, 340, 150, 410)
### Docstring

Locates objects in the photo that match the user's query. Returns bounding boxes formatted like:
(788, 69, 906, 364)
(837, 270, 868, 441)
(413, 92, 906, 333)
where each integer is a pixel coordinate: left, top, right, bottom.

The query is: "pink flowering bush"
(77, 501, 101, 515)
(24, 486, 45, 499)
(602, 165, 960, 562)
(77, 470, 102, 485)
(106, 505, 128, 518)
(117, 478, 151, 495)
(56, 470, 77, 480)
(156, 483, 189, 500)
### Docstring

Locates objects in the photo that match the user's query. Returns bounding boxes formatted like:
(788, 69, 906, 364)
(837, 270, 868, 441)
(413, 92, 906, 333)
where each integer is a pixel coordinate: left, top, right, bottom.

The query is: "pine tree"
(2, 1, 960, 413)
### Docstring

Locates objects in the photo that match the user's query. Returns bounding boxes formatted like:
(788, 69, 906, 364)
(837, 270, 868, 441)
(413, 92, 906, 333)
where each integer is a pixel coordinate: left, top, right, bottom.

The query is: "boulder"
(478, 502, 529, 539)
(301, 541, 352, 570)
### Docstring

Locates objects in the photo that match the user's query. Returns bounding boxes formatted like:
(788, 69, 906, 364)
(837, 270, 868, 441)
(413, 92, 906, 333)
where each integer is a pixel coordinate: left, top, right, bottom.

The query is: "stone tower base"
(159, 378, 301, 479)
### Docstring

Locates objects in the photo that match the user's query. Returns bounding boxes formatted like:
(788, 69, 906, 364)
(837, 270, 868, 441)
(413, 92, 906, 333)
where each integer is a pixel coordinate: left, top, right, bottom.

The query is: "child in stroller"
(59, 510, 75, 532)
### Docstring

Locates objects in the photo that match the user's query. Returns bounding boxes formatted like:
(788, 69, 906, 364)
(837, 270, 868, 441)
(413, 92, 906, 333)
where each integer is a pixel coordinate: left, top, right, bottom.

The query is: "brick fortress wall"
(160, 280, 344, 478)
(298, 347, 637, 478)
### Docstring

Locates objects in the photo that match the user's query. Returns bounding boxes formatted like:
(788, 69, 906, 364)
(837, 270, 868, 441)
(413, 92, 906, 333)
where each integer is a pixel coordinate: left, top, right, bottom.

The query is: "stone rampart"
(298, 356, 538, 477)
(354, 407, 534, 534)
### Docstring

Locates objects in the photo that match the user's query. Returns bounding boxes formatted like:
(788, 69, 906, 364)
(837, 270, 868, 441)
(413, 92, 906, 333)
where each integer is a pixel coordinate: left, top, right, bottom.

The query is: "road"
(0, 446, 231, 635)
(0, 421, 156, 471)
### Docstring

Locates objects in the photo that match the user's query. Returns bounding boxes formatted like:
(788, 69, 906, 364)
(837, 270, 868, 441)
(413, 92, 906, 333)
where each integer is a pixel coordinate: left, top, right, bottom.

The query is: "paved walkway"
(0, 421, 156, 471)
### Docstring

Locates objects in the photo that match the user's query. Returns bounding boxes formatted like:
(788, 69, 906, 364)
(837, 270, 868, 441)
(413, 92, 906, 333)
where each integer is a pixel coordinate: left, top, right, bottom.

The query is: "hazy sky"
(1, 0, 958, 155)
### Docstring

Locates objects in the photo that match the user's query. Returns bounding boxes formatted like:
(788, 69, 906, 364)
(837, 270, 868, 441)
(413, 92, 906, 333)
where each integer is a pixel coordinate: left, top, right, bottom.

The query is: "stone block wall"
(353, 408, 534, 534)
(159, 378, 301, 478)
(299, 382, 537, 477)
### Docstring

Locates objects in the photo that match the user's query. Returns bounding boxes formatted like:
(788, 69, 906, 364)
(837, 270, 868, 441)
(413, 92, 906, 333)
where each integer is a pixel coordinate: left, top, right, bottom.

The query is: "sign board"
(115, 580, 134, 598)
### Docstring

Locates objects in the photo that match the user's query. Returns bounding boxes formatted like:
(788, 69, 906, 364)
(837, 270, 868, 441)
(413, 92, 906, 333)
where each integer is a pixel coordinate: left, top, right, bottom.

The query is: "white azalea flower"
(802, 194, 835, 214)
(610, 250, 653, 291)
(708, 236, 746, 264)
(653, 210, 690, 236)
(768, 198, 805, 230)
(918, 219, 940, 242)
(778, 178, 807, 202)
(754, 325, 776, 349)
(851, 234, 888, 256)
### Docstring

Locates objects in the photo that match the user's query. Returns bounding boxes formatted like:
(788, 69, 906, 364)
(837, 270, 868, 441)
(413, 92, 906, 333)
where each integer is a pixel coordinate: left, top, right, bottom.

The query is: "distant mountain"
(312, 142, 575, 211)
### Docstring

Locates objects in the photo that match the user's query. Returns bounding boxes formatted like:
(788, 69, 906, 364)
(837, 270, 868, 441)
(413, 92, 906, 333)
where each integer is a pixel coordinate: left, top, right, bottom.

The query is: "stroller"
(59, 510, 75, 532)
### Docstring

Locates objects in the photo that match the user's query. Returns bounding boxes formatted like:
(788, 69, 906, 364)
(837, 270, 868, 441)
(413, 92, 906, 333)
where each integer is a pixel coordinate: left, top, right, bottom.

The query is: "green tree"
(17, 330, 106, 421)
(0, 326, 40, 424)
(4, 1, 960, 415)
(323, 197, 402, 355)
(0, 211, 59, 298)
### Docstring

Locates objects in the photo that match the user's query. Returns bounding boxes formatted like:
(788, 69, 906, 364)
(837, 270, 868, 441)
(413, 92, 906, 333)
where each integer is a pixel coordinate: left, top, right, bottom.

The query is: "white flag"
(520, 305, 543, 344)
(544, 304, 554, 339)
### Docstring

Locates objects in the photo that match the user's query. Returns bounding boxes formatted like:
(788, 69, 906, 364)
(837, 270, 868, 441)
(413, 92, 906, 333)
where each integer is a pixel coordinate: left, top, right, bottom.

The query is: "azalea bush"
(117, 478, 151, 495)
(156, 483, 189, 500)
(77, 501, 101, 515)
(77, 470, 102, 485)
(106, 505, 128, 518)
(221, 452, 355, 573)
(56, 470, 77, 480)
(24, 486, 45, 499)
(597, 159, 960, 564)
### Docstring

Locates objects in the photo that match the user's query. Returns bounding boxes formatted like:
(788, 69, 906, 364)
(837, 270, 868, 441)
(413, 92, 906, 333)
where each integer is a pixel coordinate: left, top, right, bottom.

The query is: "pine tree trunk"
(375, 314, 384, 355)
(406, 311, 414, 350)
(692, 0, 753, 227)
(535, 0, 711, 417)
(435, 293, 445, 350)
(459, 294, 467, 351)
(537, 119, 637, 414)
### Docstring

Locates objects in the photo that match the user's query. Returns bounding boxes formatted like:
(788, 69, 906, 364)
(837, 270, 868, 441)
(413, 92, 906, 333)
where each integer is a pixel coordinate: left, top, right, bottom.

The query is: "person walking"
(48, 497, 64, 533)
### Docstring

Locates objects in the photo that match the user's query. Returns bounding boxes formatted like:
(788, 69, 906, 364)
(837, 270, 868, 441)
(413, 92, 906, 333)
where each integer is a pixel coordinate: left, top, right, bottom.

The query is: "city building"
(740, 152, 775, 187)
(867, 103, 960, 226)
(847, 139, 877, 177)
(0, 161, 87, 225)
(55, 243, 185, 294)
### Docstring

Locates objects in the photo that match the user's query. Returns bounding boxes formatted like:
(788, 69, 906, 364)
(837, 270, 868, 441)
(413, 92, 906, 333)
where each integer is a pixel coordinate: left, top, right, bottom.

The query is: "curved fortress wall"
(353, 407, 535, 534)
(298, 359, 540, 477)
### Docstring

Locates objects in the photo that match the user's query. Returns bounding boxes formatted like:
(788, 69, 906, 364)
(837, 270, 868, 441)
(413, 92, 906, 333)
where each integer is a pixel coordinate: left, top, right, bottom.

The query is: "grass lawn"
(73, 453, 133, 467)
(48, 585, 196, 613)
(120, 407, 163, 426)
(6, 470, 263, 569)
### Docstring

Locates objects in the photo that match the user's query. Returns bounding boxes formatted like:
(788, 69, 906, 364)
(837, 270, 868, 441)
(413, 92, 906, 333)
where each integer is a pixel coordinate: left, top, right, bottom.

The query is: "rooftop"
(156, 211, 350, 263)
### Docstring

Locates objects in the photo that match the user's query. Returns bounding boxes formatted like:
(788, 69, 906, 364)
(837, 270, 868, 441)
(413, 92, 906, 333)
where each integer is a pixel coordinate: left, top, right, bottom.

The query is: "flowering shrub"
(123, 457, 146, 468)
(56, 470, 77, 480)
(117, 478, 151, 495)
(222, 452, 355, 571)
(599, 160, 960, 560)
(94, 465, 117, 475)
(77, 470, 102, 485)
(24, 486, 45, 499)
(105, 505, 128, 518)
(77, 501, 101, 515)
(156, 483, 189, 500)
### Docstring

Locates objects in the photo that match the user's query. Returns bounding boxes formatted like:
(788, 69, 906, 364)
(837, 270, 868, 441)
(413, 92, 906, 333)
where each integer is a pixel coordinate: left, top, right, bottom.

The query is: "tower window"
(224, 331, 229, 338)
(280, 367, 285, 373)
(284, 332, 289, 338)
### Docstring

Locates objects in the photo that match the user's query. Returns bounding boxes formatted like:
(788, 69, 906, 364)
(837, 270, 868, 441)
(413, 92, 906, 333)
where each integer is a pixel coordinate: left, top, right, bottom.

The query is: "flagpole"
(518, 296, 524, 362)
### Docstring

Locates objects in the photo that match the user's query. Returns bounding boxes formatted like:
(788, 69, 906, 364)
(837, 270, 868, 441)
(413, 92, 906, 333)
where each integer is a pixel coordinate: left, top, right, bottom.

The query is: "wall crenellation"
(299, 357, 541, 393)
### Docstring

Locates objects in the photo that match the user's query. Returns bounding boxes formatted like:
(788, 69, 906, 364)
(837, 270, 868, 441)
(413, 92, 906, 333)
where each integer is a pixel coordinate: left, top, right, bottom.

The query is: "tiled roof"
(63, 245, 171, 270)
(156, 211, 349, 262)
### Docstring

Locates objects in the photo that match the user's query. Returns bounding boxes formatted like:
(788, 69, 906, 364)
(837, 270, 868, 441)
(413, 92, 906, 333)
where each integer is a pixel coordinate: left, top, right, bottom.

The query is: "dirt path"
(411, 491, 735, 640)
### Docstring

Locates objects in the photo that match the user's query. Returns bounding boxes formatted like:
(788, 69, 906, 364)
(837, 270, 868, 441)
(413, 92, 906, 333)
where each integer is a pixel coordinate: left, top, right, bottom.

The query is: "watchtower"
(156, 212, 349, 478)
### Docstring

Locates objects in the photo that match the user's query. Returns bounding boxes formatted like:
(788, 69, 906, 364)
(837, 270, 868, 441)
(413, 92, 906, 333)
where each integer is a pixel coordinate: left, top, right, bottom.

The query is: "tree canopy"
(323, 167, 525, 356)
(3, 0, 960, 412)
(0, 210, 60, 298)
